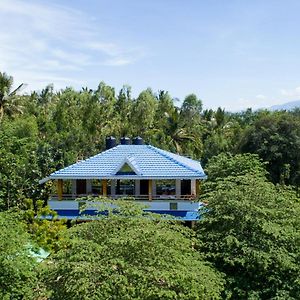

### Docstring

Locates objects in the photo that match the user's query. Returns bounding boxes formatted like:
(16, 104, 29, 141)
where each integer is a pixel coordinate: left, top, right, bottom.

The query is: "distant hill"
(269, 100, 300, 111)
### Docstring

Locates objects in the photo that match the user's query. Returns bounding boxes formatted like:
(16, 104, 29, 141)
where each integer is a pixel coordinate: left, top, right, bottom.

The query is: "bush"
(43, 204, 224, 299)
(198, 175, 300, 299)
(0, 212, 39, 299)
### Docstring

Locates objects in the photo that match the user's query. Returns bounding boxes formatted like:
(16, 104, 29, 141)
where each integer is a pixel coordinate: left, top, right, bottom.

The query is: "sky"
(1, 0, 300, 111)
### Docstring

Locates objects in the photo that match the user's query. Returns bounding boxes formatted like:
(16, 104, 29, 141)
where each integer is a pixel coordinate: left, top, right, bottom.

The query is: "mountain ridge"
(269, 100, 300, 111)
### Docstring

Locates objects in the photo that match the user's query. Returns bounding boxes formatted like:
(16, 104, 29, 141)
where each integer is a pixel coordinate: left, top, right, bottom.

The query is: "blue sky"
(1, 0, 300, 110)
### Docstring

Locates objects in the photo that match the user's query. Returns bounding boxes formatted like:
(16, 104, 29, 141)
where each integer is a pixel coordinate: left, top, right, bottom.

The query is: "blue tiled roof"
(42, 145, 206, 182)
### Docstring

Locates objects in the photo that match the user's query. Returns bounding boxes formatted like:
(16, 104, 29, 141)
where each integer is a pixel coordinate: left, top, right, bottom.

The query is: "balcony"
(50, 193, 197, 201)
(48, 194, 202, 218)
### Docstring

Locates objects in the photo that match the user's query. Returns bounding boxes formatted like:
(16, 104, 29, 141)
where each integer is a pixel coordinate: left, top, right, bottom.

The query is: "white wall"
(49, 199, 201, 211)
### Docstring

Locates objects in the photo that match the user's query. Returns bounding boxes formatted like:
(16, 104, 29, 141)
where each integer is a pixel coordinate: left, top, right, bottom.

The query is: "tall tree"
(114, 85, 132, 137)
(0, 72, 25, 120)
(131, 88, 158, 137)
(0, 212, 40, 299)
(181, 93, 203, 123)
(198, 155, 300, 299)
(164, 108, 199, 154)
(43, 200, 224, 299)
(239, 112, 300, 186)
(0, 116, 42, 210)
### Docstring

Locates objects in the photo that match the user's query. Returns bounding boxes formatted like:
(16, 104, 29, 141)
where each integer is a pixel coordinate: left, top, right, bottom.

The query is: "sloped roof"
(40, 145, 206, 183)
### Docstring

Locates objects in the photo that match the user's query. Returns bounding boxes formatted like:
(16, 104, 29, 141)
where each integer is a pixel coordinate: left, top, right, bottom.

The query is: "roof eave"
(48, 175, 207, 180)
(39, 177, 50, 184)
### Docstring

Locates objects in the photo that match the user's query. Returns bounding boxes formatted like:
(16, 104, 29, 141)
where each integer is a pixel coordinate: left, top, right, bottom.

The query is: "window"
(116, 163, 136, 175)
(116, 179, 134, 195)
(170, 202, 178, 210)
(156, 180, 176, 196)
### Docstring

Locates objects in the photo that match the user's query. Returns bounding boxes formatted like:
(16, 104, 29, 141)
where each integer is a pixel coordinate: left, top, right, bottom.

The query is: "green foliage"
(21, 199, 67, 251)
(0, 71, 24, 120)
(1, 71, 298, 209)
(181, 93, 203, 126)
(77, 196, 151, 219)
(205, 153, 268, 181)
(131, 88, 158, 137)
(198, 173, 300, 299)
(201, 108, 243, 162)
(0, 211, 39, 299)
(43, 200, 224, 299)
(1, 71, 300, 298)
(0, 116, 43, 209)
(201, 153, 268, 199)
(239, 112, 300, 186)
(1, 71, 300, 195)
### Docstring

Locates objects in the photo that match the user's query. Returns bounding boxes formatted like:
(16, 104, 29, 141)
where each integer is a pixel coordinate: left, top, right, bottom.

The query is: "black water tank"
(120, 137, 131, 145)
(106, 136, 116, 149)
(133, 136, 144, 145)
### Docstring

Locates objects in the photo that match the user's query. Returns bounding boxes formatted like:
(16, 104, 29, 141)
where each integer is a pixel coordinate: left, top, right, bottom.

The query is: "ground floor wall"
(48, 199, 203, 221)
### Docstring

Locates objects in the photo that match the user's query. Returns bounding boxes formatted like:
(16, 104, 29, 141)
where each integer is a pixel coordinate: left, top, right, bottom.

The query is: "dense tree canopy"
(43, 210, 224, 299)
(239, 112, 300, 186)
(1, 72, 300, 299)
(198, 155, 300, 299)
(1, 72, 300, 209)
(0, 212, 39, 299)
(1, 75, 299, 208)
(0, 72, 25, 120)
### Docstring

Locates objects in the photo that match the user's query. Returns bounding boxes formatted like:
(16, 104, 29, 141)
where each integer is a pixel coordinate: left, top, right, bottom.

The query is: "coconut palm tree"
(0, 72, 25, 121)
(165, 108, 202, 155)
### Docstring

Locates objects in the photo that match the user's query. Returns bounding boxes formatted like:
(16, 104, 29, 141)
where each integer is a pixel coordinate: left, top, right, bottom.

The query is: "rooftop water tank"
(133, 136, 144, 145)
(120, 137, 131, 145)
(106, 136, 117, 149)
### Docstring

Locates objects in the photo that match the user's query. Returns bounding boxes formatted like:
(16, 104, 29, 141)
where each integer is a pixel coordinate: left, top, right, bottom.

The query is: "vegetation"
(0, 212, 39, 299)
(1, 73, 300, 207)
(21, 199, 67, 251)
(43, 202, 224, 299)
(198, 155, 300, 299)
(0, 71, 299, 299)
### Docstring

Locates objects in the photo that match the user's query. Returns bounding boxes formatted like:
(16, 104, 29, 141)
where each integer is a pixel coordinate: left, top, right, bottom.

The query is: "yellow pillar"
(102, 179, 107, 197)
(148, 179, 153, 201)
(196, 179, 200, 197)
(57, 179, 63, 200)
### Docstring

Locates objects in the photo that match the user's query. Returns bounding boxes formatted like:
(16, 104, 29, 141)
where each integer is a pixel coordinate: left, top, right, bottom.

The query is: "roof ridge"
(147, 145, 204, 175)
(112, 154, 142, 176)
(43, 144, 206, 182)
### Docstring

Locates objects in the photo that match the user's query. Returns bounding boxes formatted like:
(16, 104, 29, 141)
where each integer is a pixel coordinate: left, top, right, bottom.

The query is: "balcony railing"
(50, 194, 197, 201)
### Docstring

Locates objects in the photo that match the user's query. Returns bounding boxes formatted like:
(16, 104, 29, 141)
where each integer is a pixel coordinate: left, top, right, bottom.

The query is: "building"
(40, 137, 207, 221)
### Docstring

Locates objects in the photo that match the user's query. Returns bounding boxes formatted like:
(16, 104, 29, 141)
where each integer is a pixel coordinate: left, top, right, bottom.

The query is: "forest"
(0, 71, 300, 299)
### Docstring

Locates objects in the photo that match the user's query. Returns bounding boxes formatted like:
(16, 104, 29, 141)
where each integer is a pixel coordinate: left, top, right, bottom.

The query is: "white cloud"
(231, 95, 268, 111)
(231, 86, 300, 112)
(104, 58, 132, 66)
(232, 94, 275, 111)
(234, 97, 255, 110)
(87, 42, 122, 56)
(255, 94, 266, 100)
(51, 49, 91, 66)
(280, 86, 300, 99)
(86, 42, 144, 66)
(0, 0, 144, 90)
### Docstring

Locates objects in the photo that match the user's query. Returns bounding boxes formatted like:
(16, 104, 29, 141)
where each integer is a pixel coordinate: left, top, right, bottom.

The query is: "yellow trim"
(57, 179, 63, 200)
(102, 179, 107, 197)
(148, 179, 152, 201)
